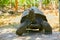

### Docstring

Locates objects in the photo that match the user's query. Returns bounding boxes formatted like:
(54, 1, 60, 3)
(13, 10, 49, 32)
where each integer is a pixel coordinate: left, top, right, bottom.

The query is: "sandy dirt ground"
(0, 28, 60, 40)
(0, 9, 59, 40)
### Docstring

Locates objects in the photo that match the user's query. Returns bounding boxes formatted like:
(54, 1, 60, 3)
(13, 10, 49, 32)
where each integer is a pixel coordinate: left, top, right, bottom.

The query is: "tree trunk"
(15, 0, 18, 11)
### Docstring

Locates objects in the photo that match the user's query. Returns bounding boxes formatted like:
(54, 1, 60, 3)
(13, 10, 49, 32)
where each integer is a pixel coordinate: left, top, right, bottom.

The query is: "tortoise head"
(28, 8, 36, 21)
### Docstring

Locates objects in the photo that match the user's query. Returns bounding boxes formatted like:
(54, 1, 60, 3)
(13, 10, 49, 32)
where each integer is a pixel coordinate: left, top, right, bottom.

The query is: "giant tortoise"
(16, 7, 52, 36)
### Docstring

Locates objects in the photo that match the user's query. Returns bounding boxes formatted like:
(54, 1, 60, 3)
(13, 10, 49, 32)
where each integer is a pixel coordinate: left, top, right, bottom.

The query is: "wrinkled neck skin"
(27, 11, 36, 22)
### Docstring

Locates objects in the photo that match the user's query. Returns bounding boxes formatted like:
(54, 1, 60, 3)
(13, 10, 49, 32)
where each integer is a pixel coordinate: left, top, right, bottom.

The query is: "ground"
(0, 28, 60, 40)
(0, 9, 59, 40)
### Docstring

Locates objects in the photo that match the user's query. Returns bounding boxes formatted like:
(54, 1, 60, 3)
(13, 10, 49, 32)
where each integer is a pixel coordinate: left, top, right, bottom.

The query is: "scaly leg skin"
(16, 20, 31, 36)
(41, 21, 52, 35)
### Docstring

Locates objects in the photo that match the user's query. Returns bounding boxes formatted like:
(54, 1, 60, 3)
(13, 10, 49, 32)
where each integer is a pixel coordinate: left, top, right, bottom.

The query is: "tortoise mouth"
(26, 28, 39, 31)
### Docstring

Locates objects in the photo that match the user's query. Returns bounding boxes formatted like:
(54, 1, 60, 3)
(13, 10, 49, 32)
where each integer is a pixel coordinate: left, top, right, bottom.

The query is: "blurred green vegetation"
(42, 0, 50, 5)
(0, 0, 9, 9)
(0, 0, 58, 13)
(0, 0, 58, 8)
